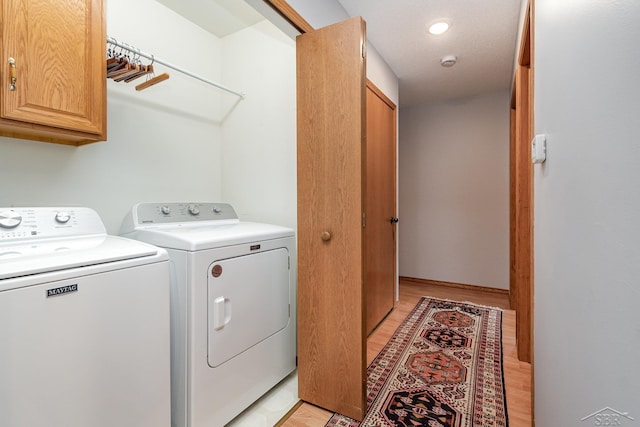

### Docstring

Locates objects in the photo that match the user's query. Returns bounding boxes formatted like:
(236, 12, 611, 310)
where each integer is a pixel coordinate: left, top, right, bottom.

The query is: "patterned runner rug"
(325, 297, 508, 427)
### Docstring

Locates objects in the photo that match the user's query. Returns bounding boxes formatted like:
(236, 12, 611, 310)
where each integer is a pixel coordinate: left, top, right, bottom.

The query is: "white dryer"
(121, 202, 296, 427)
(0, 207, 171, 427)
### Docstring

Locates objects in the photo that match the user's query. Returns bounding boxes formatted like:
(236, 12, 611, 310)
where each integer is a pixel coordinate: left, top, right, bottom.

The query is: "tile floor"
(226, 371, 299, 426)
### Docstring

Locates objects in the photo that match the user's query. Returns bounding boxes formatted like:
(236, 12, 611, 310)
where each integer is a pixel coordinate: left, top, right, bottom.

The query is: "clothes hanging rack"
(106, 36, 245, 98)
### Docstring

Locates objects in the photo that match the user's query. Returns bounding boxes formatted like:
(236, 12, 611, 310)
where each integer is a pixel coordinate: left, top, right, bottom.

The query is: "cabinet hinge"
(362, 212, 366, 228)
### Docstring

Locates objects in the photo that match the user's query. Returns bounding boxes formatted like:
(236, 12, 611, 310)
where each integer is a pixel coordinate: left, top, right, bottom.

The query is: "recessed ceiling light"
(428, 21, 450, 35)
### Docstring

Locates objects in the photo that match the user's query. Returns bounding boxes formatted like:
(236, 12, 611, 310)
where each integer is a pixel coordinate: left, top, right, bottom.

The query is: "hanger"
(111, 48, 139, 81)
(124, 64, 152, 83)
(106, 41, 170, 91)
(135, 73, 170, 91)
(107, 42, 131, 77)
(123, 53, 155, 83)
(132, 53, 169, 90)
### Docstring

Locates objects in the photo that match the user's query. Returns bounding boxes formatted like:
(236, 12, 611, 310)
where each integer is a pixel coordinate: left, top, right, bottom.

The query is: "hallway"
(281, 278, 532, 426)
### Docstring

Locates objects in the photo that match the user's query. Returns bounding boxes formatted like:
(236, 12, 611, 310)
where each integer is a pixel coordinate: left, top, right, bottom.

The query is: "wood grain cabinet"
(0, 0, 106, 146)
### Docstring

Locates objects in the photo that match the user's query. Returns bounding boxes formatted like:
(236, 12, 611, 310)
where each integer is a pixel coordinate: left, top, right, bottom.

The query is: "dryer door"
(207, 248, 290, 368)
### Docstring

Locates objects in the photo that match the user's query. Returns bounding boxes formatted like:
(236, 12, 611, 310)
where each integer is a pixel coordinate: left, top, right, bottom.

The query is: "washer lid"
(126, 221, 295, 251)
(0, 235, 161, 281)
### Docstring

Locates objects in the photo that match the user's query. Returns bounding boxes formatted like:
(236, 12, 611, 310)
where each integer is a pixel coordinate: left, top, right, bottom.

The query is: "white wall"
(399, 91, 510, 289)
(534, 1, 640, 424)
(0, 0, 225, 234)
(220, 20, 297, 229)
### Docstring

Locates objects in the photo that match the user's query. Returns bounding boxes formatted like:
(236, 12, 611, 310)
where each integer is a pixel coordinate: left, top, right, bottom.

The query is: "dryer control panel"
(129, 202, 238, 226)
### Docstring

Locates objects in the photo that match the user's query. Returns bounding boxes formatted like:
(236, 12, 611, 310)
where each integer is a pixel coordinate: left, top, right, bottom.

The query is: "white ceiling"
(156, 0, 523, 107)
(156, 0, 264, 37)
(337, 0, 523, 106)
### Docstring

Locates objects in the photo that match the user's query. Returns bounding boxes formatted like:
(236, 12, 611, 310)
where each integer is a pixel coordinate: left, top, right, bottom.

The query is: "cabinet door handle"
(8, 57, 16, 91)
(321, 231, 332, 241)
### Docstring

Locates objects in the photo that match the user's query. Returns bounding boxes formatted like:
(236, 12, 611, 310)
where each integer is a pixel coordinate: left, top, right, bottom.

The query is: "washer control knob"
(0, 210, 22, 229)
(161, 205, 171, 215)
(187, 204, 200, 216)
(212, 206, 222, 214)
(55, 211, 71, 224)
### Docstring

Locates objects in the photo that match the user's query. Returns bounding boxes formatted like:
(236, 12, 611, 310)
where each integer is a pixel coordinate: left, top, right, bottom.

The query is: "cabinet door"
(1, 0, 105, 138)
(296, 16, 367, 421)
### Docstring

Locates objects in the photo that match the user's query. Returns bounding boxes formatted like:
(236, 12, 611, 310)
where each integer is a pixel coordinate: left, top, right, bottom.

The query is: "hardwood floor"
(281, 278, 532, 426)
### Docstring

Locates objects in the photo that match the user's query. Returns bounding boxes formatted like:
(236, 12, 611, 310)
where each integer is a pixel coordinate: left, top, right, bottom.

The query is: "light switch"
(532, 134, 546, 164)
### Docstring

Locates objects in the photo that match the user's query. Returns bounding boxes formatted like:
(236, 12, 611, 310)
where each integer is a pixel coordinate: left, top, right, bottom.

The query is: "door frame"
(262, 0, 315, 33)
(510, 0, 534, 380)
(511, 3, 535, 422)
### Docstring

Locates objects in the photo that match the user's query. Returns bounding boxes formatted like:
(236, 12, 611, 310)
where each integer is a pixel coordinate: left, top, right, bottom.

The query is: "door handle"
(389, 217, 399, 224)
(213, 296, 231, 330)
(8, 57, 16, 91)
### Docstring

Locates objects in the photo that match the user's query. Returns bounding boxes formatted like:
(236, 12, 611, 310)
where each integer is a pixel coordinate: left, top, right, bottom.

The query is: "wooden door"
(296, 16, 367, 421)
(1, 0, 106, 137)
(365, 82, 396, 335)
(510, 2, 533, 364)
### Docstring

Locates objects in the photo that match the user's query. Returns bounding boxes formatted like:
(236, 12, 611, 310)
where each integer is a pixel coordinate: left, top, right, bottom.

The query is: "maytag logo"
(47, 284, 78, 297)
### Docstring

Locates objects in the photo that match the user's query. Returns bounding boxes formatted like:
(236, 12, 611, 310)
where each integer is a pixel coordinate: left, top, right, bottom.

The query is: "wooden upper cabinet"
(0, 0, 106, 145)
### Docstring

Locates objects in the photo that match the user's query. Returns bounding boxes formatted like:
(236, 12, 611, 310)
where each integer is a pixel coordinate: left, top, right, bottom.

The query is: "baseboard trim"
(400, 276, 510, 296)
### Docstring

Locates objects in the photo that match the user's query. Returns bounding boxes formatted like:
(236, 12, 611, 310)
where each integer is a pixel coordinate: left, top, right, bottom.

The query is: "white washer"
(121, 202, 296, 427)
(0, 207, 171, 427)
